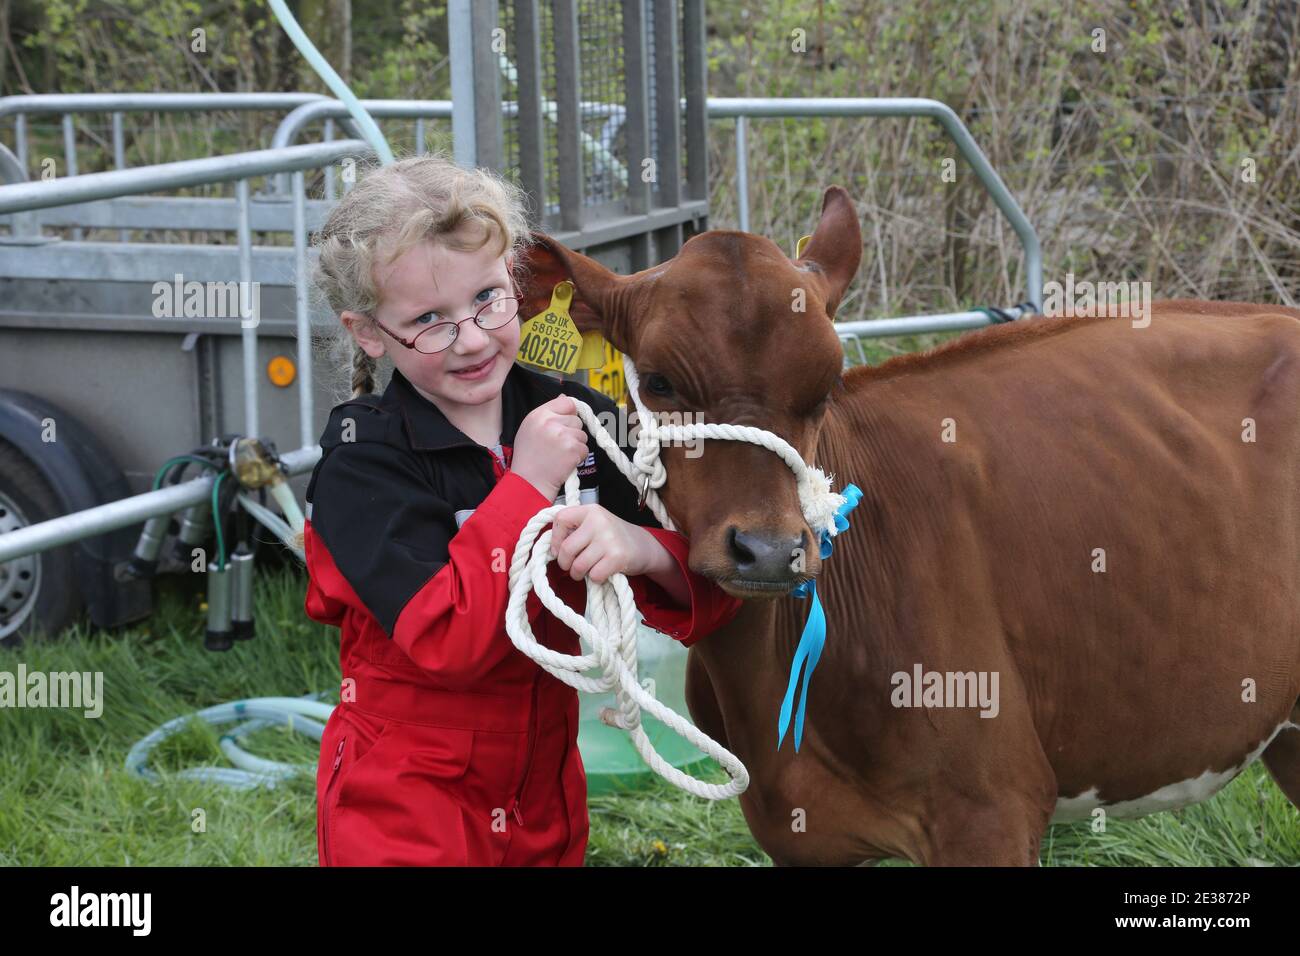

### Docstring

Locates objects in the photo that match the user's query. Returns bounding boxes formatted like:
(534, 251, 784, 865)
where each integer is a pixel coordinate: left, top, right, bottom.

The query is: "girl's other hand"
(549, 504, 666, 583)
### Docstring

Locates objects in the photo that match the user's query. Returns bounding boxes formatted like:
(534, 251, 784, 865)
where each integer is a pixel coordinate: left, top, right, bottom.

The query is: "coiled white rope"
(504, 355, 851, 800)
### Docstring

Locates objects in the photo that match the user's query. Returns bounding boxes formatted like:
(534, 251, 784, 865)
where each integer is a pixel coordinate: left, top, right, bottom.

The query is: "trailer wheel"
(0, 441, 83, 646)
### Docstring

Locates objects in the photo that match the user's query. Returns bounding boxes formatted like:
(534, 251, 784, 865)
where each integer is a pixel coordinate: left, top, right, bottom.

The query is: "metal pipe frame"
(263, 95, 1040, 331)
(237, 178, 257, 440)
(711, 96, 1043, 318)
(1, 93, 331, 171)
(269, 99, 452, 194)
(0, 140, 373, 565)
(837, 306, 1032, 338)
(0, 96, 1044, 567)
(0, 447, 320, 564)
(0, 140, 371, 215)
(293, 170, 313, 450)
(4, 91, 1040, 311)
(0, 93, 330, 120)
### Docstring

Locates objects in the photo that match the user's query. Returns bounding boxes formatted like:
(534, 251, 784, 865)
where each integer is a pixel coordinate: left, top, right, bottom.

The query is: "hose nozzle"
(126, 515, 172, 578)
(204, 561, 234, 652)
(230, 548, 256, 641)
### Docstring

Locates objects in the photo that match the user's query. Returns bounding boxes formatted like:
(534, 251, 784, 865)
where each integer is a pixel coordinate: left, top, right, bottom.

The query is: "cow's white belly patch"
(1050, 719, 1300, 824)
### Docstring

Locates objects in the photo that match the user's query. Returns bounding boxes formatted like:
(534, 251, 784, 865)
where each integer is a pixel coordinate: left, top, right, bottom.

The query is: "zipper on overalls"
(508, 676, 542, 827)
(488, 444, 508, 480)
(321, 736, 346, 863)
(490, 440, 536, 828)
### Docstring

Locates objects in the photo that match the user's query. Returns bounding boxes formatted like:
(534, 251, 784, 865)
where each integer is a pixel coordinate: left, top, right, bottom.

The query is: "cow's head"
(516, 186, 862, 598)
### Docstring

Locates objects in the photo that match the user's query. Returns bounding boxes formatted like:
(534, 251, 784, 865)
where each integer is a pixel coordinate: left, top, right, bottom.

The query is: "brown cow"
(518, 187, 1300, 866)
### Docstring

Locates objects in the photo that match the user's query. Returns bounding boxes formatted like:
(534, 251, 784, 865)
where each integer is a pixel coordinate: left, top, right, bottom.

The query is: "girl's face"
(345, 236, 521, 418)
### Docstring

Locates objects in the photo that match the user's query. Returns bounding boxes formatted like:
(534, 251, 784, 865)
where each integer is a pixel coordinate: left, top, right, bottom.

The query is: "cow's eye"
(800, 393, 830, 417)
(644, 374, 674, 398)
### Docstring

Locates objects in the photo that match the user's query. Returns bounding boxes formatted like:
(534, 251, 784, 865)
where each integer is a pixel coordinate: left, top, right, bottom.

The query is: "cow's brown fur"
(518, 188, 1300, 866)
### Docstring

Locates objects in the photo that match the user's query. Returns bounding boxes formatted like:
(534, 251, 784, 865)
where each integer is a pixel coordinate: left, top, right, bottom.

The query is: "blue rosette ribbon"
(776, 483, 863, 753)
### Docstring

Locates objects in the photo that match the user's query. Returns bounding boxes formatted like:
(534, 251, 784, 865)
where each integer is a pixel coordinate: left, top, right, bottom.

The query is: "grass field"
(1, 559, 1297, 867)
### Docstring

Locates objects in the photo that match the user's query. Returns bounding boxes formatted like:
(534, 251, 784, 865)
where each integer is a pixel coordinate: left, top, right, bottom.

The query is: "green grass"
(1, 564, 1296, 866)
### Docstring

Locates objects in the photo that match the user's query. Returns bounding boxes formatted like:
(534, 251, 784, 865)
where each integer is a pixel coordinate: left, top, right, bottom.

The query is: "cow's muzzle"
(724, 526, 810, 592)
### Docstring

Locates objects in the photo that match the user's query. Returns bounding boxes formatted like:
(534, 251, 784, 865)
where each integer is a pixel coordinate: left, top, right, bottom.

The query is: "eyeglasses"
(369, 294, 521, 354)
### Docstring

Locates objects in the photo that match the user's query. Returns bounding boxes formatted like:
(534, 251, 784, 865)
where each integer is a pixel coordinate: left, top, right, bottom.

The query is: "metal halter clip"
(637, 473, 651, 510)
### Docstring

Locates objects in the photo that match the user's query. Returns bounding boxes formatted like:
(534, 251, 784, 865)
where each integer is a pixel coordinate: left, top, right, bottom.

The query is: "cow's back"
(829, 303, 1300, 810)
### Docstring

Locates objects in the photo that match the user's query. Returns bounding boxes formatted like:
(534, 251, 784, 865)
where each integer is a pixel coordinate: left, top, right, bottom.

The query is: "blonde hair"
(312, 153, 533, 402)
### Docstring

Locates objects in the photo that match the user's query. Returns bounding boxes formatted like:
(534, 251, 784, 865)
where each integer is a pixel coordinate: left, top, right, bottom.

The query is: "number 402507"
(521, 334, 577, 369)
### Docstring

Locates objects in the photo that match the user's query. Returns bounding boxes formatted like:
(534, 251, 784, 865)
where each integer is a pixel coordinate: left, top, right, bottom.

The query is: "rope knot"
(799, 466, 848, 541)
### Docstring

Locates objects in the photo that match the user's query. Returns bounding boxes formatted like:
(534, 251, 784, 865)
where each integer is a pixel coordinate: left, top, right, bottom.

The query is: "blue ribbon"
(777, 483, 863, 753)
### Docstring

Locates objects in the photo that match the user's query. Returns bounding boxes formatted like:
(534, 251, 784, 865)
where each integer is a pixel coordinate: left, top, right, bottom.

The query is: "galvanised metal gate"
(449, 0, 710, 272)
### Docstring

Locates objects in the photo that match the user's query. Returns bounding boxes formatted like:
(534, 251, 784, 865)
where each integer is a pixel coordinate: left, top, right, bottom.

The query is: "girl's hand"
(549, 504, 668, 583)
(511, 396, 589, 501)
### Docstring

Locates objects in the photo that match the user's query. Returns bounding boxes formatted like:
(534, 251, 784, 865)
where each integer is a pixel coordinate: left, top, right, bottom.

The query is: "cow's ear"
(513, 232, 615, 334)
(793, 186, 862, 318)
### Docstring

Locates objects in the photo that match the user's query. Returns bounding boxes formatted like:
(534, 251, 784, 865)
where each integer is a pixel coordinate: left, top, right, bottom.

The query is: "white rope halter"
(503, 353, 850, 800)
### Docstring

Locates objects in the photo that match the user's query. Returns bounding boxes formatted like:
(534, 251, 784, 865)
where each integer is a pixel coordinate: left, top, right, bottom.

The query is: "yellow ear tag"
(519, 280, 582, 375)
(795, 235, 813, 258)
(576, 330, 607, 369)
(587, 339, 628, 406)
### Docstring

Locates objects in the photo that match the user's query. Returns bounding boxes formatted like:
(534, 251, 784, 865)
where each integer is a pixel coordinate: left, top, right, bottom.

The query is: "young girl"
(301, 155, 744, 866)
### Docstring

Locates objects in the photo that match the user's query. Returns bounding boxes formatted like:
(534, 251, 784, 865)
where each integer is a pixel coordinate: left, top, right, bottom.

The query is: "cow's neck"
(693, 385, 920, 763)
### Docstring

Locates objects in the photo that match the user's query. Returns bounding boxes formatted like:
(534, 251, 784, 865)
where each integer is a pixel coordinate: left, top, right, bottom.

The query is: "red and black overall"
(303, 360, 743, 865)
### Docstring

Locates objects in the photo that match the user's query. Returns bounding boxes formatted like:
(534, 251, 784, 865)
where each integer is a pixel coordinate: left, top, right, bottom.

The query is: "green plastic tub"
(576, 622, 715, 793)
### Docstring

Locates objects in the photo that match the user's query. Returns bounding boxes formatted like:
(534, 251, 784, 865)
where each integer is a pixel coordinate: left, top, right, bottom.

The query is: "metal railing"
(0, 94, 1044, 567)
(0, 138, 374, 565)
(712, 97, 1043, 337)
(0, 93, 334, 241)
(267, 97, 626, 201)
(267, 99, 450, 196)
(0, 93, 332, 174)
(266, 98, 1043, 340)
(3, 92, 1042, 332)
(0, 90, 700, 256)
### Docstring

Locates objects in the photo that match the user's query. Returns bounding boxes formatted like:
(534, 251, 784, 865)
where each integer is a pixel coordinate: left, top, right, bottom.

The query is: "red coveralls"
(303, 362, 743, 866)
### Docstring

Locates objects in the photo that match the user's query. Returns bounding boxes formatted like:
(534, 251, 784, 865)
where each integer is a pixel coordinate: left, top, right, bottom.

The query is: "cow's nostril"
(727, 526, 757, 570)
(727, 527, 808, 581)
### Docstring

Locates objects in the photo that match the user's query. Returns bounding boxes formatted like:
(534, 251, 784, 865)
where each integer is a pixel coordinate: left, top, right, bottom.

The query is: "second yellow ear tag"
(795, 234, 812, 258)
(576, 330, 607, 369)
(587, 339, 628, 406)
(519, 280, 582, 375)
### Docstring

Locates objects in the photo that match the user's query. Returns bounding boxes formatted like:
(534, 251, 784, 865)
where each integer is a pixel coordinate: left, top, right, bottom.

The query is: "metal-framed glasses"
(370, 293, 521, 354)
